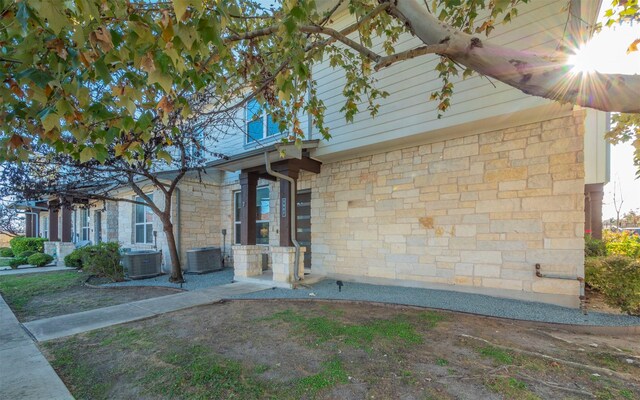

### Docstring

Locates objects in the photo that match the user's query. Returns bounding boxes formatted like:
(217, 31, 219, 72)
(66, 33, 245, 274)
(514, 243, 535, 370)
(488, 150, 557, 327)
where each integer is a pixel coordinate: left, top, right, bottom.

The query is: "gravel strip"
(101, 268, 235, 291)
(229, 279, 640, 327)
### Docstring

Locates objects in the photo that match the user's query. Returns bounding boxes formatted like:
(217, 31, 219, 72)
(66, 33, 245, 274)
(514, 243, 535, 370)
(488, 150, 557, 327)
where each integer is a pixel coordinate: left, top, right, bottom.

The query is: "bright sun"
(568, 24, 640, 75)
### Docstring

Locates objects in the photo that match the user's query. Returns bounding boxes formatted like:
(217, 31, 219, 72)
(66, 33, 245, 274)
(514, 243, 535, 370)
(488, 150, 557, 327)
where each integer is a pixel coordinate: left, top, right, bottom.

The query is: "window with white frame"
(135, 195, 154, 244)
(233, 187, 270, 244)
(246, 99, 280, 143)
(80, 209, 90, 241)
(234, 191, 242, 245)
(41, 215, 49, 239)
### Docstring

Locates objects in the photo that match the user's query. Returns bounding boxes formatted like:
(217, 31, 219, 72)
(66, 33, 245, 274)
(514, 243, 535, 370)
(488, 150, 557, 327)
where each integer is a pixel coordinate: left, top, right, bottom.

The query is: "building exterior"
(30, 0, 609, 307)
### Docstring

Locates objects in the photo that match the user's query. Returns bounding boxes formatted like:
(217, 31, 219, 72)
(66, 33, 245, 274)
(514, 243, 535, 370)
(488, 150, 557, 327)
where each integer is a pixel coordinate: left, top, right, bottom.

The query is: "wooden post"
(49, 201, 59, 241)
(61, 205, 72, 242)
(239, 172, 258, 245)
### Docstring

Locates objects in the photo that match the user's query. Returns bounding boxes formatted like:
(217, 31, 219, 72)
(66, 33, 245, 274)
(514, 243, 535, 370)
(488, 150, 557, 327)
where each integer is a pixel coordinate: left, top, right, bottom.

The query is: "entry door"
(296, 190, 312, 271)
(94, 211, 102, 244)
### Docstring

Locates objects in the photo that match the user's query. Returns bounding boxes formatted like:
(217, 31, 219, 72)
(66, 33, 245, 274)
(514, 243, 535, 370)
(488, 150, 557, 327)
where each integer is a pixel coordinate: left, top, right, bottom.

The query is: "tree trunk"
(391, 0, 640, 113)
(160, 214, 184, 283)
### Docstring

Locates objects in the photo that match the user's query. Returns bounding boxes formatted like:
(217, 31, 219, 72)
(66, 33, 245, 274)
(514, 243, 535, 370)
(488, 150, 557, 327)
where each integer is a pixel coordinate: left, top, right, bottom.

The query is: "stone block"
(444, 143, 478, 159)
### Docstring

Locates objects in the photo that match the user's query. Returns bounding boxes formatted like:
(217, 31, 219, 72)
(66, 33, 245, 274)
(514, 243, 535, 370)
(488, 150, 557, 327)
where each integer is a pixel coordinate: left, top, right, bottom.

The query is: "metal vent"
(186, 247, 222, 274)
(122, 251, 162, 279)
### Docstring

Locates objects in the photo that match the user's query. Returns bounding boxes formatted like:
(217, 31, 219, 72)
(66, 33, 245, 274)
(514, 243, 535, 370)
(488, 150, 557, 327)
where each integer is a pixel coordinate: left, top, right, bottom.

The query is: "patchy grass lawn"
(0, 271, 178, 321)
(42, 300, 640, 400)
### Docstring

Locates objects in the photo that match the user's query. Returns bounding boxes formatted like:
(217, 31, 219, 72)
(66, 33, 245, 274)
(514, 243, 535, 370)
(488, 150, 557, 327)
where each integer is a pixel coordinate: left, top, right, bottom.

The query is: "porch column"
(49, 201, 59, 241)
(585, 183, 604, 239)
(25, 213, 34, 237)
(278, 168, 299, 246)
(61, 205, 72, 242)
(239, 171, 258, 245)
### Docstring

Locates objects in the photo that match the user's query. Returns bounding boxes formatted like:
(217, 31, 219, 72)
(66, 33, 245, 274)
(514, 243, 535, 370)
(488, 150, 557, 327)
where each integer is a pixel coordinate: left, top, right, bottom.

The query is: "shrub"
(585, 235, 606, 257)
(27, 253, 54, 267)
(82, 242, 123, 282)
(602, 230, 640, 259)
(8, 257, 28, 269)
(9, 237, 47, 256)
(18, 250, 37, 258)
(64, 249, 86, 269)
(585, 255, 640, 315)
(0, 247, 13, 257)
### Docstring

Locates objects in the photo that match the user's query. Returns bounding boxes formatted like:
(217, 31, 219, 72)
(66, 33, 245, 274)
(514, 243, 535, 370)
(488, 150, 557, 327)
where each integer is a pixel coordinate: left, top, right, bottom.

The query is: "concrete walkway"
(0, 296, 73, 400)
(24, 282, 269, 342)
(0, 265, 75, 275)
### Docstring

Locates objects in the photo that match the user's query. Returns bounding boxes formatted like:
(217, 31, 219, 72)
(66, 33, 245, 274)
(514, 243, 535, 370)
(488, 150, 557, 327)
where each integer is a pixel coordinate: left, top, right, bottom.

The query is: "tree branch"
(375, 44, 448, 70)
(390, 0, 640, 113)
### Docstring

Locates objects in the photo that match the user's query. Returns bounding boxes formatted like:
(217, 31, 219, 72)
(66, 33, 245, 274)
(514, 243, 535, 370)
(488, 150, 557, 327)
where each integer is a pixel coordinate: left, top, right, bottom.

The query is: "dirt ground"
(0, 271, 181, 322)
(20, 285, 180, 322)
(42, 299, 640, 400)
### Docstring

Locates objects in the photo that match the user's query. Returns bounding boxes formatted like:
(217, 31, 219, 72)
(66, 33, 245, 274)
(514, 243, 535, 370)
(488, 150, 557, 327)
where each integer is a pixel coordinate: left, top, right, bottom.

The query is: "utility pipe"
(535, 264, 586, 314)
(175, 186, 181, 263)
(264, 152, 301, 282)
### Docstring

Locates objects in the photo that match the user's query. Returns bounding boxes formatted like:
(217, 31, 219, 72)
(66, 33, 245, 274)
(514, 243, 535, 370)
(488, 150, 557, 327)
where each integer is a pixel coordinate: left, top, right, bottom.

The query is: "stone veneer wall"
(300, 110, 586, 307)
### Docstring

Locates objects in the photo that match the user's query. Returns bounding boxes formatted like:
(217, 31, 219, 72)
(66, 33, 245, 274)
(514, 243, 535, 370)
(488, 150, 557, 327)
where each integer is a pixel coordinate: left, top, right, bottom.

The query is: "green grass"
(436, 358, 449, 366)
(0, 271, 84, 311)
(294, 358, 348, 397)
(267, 309, 441, 348)
(149, 345, 268, 399)
(486, 377, 540, 400)
(47, 340, 111, 400)
(98, 327, 154, 350)
(478, 346, 513, 365)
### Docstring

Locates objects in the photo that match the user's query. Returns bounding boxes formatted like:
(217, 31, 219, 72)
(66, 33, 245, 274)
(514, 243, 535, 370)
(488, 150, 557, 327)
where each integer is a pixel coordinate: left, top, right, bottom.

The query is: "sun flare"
(567, 24, 640, 75)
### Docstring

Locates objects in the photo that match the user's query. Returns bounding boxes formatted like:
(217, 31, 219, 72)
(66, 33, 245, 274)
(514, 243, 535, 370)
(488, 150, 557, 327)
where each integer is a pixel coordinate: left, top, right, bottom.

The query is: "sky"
(570, 16, 640, 220)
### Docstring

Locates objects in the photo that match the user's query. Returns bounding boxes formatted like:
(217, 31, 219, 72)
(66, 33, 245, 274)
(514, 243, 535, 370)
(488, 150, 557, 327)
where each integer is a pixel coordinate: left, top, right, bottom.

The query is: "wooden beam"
(272, 156, 322, 174)
(239, 171, 258, 245)
(61, 206, 72, 242)
(49, 201, 59, 241)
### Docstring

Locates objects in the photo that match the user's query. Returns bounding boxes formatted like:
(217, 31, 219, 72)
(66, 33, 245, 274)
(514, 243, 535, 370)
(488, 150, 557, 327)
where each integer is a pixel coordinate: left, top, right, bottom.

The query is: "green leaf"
(173, 0, 190, 20)
(157, 150, 173, 164)
(148, 70, 173, 93)
(79, 146, 96, 163)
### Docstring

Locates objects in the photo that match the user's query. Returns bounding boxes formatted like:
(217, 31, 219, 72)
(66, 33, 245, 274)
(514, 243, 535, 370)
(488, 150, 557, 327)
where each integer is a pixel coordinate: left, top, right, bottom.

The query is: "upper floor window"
(187, 128, 205, 163)
(135, 195, 154, 244)
(246, 99, 280, 144)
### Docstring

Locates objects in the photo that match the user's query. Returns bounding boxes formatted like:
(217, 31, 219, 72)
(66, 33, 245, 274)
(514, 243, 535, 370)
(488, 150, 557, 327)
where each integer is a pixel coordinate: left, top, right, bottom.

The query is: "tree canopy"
(1, 0, 639, 168)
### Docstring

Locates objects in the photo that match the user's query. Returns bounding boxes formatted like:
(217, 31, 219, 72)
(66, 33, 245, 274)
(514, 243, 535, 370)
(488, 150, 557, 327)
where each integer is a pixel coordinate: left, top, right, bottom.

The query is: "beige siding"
(311, 0, 572, 158)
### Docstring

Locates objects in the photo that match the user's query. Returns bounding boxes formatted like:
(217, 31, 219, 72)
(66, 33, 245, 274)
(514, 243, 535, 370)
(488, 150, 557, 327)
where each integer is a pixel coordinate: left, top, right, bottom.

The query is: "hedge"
(585, 255, 640, 316)
(9, 237, 47, 256)
(27, 253, 54, 267)
(0, 247, 13, 257)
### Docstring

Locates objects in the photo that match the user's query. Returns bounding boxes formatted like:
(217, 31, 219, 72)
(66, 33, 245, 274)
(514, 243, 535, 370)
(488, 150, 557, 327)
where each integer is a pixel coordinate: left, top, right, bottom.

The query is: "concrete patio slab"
(24, 281, 269, 342)
(0, 296, 73, 400)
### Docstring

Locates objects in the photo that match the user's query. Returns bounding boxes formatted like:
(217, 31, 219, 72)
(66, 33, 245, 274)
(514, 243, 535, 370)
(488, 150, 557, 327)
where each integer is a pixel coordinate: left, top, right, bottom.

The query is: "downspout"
(264, 152, 301, 282)
(175, 187, 181, 265)
(535, 264, 586, 314)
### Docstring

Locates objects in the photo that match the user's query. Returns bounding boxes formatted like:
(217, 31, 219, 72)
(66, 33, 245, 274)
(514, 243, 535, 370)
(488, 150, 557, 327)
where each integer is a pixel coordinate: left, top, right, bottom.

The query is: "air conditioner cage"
(186, 247, 222, 274)
(122, 251, 163, 279)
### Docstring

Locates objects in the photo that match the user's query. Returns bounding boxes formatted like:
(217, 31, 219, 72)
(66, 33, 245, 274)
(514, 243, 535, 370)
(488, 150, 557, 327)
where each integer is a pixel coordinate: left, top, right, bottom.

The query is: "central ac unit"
(186, 247, 222, 274)
(122, 251, 163, 279)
